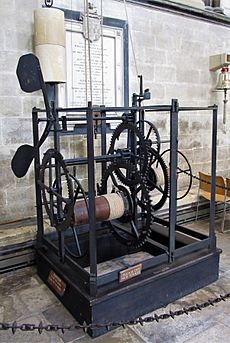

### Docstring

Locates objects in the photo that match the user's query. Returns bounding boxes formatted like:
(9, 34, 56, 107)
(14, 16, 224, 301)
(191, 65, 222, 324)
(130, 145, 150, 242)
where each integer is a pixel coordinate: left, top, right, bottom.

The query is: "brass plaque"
(47, 270, 66, 296)
(119, 264, 142, 283)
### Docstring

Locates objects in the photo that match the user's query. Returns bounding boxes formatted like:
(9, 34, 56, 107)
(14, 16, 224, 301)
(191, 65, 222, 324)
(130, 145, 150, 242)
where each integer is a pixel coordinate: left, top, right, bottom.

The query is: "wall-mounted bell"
(216, 67, 230, 90)
(215, 67, 230, 127)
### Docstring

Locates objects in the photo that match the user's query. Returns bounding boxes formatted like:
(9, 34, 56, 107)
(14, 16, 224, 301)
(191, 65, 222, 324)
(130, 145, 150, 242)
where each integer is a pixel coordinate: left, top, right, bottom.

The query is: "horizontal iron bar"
(64, 153, 127, 166)
(174, 238, 213, 259)
(179, 106, 217, 111)
(153, 216, 208, 240)
(33, 105, 217, 119)
(39, 153, 134, 169)
(38, 116, 124, 122)
(57, 105, 172, 112)
(97, 252, 169, 287)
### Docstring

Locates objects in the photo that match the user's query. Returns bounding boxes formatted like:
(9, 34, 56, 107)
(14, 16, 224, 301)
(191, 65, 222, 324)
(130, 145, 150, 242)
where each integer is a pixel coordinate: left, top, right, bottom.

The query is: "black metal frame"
(34, 99, 220, 337)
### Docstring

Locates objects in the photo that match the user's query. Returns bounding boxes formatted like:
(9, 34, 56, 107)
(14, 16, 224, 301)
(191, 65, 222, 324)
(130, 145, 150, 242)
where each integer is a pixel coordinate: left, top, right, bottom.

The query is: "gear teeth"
(136, 120, 161, 156)
(101, 161, 152, 248)
(40, 149, 74, 232)
(108, 122, 149, 184)
(145, 145, 169, 211)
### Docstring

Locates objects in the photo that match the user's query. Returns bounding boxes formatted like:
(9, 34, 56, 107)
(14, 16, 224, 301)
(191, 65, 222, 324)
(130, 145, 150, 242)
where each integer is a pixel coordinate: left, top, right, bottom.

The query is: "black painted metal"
(209, 106, 218, 249)
(87, 103, 98, 296)
(32, 109, 44, 249)
(100, 106, 107, 186)
(31, 98, 220, 337)
(37, 246, 220, 337)
(169, 99, 178, 262)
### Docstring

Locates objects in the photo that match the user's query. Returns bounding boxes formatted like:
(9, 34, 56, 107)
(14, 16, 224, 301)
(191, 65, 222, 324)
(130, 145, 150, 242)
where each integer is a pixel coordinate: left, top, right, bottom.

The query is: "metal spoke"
(130, 220, 140, 238)
(146, 126, 153, 140)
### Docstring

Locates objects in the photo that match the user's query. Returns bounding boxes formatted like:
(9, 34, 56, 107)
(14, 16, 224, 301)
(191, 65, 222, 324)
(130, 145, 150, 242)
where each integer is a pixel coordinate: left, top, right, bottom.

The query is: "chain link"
(1, 292, 229, 334)
(177, 167, 230, 191)
(3, 155, 229, 334)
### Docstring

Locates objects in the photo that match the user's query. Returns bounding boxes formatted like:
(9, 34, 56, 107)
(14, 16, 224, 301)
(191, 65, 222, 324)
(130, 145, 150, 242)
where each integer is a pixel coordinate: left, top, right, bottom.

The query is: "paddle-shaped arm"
(11, 54, 53, 178)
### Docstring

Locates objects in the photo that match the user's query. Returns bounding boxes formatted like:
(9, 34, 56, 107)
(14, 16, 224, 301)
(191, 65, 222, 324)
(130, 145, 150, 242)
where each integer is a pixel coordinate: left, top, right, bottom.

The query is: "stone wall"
(0, 0, 230, 225)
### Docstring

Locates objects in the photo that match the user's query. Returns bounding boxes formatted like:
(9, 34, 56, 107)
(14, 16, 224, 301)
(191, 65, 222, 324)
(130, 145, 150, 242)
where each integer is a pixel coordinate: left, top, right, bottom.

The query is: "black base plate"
(37, 244, 220, 337)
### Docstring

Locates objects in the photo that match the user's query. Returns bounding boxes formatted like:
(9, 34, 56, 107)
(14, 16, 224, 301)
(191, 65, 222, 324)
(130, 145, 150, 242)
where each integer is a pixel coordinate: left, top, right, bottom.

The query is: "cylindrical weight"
(34, 8, 65, 46)
(34, 8, 66, 83)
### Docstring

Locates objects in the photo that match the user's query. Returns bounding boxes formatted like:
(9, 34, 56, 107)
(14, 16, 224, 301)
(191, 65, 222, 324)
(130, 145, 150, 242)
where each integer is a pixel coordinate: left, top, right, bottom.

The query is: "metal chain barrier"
(178, 168, 230, 191)
(2, 161, 229, 334)
(0, 292, 229, 334)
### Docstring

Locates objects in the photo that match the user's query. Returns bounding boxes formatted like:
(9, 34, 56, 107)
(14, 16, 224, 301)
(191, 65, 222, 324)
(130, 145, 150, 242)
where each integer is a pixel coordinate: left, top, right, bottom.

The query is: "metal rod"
(32, 108, 44, 249)
(53, 101, 65, 263)
(169, 99, 179, 263)
(64, 153, 130, 166)
(100, 106, 107, 184)
(209, 105, 218, 248)
(33, 104, 217, 115)
(87, 102, 97, 296)
(38, 116, 124, 122)
(179, 106, 216, 111)
(57, 105, 172, 112)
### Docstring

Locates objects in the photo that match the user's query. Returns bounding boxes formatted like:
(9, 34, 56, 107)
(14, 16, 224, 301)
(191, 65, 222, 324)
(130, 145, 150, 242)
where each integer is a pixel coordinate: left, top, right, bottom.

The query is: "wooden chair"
(196, 172, 230, 232)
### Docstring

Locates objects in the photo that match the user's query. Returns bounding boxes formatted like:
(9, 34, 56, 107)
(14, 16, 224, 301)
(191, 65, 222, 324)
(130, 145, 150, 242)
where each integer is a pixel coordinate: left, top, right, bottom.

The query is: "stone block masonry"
(0, 0, 230, 227)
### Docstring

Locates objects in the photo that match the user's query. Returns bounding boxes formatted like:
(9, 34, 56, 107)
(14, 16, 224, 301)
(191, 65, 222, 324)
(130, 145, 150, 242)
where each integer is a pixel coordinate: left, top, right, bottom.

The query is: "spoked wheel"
(67, 174, 88, 258)
(147, 147, 169, 211)
(101, 162, 152, 248)
(39, 149, 74, 231)
(108, 122, 149, 184)
(160, 149, 193, 200)
(137, 120, 161, 155)
(51, 172, 88, 258)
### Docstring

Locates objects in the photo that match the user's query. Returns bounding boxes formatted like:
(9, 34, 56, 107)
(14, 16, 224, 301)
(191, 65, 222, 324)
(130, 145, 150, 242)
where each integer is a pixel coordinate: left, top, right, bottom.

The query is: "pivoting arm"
(11, 54, 53, 178)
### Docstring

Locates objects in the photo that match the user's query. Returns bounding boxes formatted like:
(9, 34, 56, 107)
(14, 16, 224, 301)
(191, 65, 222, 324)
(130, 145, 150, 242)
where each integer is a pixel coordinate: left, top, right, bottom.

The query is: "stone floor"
(0, 216, 230, 343)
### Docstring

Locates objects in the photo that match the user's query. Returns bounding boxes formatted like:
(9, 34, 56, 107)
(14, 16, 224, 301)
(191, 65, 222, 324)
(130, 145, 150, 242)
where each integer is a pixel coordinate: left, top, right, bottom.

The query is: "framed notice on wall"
(60, 10, 129, 108)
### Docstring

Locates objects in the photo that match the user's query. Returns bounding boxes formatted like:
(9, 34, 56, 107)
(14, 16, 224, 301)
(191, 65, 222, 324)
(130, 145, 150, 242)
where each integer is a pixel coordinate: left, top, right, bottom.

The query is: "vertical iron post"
(32, 108, 44, 249)
(138, 75, 144, 134)
(100, 105, 107, 181)
(169, 99, 179, 263)
(209, 105, 218, 248)
(87, 102, 97, 296)
(53, 102, 65, 263)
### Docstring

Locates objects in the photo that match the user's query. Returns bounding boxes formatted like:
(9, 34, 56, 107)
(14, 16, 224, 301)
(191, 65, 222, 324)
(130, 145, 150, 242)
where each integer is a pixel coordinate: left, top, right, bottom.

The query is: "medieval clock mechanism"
(11, 0, 220, 337)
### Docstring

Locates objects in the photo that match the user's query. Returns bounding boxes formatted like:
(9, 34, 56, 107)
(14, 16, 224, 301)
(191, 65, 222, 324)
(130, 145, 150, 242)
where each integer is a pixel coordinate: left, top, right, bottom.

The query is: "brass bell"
(216, 67, 230, 90)
(215, 67, 230, 128)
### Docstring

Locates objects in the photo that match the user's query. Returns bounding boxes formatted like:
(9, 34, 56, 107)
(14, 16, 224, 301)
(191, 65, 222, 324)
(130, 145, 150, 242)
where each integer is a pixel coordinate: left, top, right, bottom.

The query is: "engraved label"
(119, 264, 142, 283)
(47, 270, 66, 296)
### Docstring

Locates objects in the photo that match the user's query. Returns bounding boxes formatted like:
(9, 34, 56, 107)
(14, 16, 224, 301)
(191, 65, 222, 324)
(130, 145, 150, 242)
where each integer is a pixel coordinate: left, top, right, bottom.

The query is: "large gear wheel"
(39, 149, 74, 231)
(147, 147, 169, 211)
(137, 120, 161, 155)
(101, 161, 153, 248)
(108, 122, 149, 184)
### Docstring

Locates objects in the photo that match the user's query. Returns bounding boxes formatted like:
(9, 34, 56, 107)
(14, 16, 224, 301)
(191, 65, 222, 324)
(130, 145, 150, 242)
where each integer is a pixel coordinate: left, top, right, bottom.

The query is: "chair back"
(199, 172, 225, 201)
(226, 178, 230, 198)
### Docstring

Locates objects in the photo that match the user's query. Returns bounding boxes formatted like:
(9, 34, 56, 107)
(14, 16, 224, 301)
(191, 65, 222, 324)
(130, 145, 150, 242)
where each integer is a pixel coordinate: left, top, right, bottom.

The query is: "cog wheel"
(147, 147, 169, 211)
(39, 149, 74, 231)
(108, 122, 149, 184)
(137, 120, 161, 155)
(101, 161, 153, 248)
(100, 160, 138, 191)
